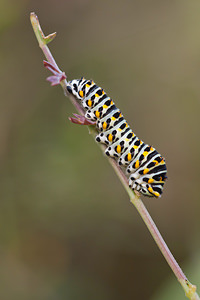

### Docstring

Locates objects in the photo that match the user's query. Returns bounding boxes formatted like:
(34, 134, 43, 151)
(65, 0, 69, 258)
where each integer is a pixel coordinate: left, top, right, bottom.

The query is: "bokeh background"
(0, 0, 200, 299)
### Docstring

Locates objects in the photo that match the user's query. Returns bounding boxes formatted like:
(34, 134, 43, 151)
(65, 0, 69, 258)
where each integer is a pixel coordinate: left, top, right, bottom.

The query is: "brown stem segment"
(30, 12, 199, 300)
(132, 197, 198, 299)
(132, 197, 186, 280)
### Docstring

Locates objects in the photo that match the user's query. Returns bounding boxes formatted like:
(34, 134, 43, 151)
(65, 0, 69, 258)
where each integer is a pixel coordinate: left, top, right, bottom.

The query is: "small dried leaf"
(69, 114, 96, 126)
(44, 60, 66, 85)
(43, 60, 60, 75)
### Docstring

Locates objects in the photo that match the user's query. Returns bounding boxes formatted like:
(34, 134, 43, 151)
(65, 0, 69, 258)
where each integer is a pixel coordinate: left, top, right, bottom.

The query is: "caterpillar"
(66, 77, 167, 197)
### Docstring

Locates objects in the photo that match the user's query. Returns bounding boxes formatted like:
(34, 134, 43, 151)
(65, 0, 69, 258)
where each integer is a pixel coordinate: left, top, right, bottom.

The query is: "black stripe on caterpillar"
(67, 77, 167, 197)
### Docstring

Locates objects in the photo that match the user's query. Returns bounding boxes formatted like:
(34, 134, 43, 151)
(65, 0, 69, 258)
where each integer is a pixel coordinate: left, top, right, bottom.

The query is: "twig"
(30, 12, 199, 300)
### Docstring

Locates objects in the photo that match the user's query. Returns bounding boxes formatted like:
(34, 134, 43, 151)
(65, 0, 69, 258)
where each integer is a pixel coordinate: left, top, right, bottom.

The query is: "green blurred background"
(0, 0, 200, 299)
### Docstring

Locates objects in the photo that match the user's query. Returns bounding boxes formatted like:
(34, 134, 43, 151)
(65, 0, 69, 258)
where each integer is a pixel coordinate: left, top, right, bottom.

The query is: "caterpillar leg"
(129, 178, 162, 198)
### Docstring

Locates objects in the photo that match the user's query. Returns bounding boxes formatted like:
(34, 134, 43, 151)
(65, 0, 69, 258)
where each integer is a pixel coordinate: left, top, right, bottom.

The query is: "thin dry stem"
(30, 12, 199, 300)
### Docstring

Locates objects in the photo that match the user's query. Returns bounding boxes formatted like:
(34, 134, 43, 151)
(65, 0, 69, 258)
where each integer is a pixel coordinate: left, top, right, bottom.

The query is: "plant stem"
(30, 12, 199, 300)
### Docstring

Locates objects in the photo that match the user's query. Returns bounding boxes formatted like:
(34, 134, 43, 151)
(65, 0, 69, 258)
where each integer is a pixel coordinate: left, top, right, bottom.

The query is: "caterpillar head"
(67, 78, 85, 100)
